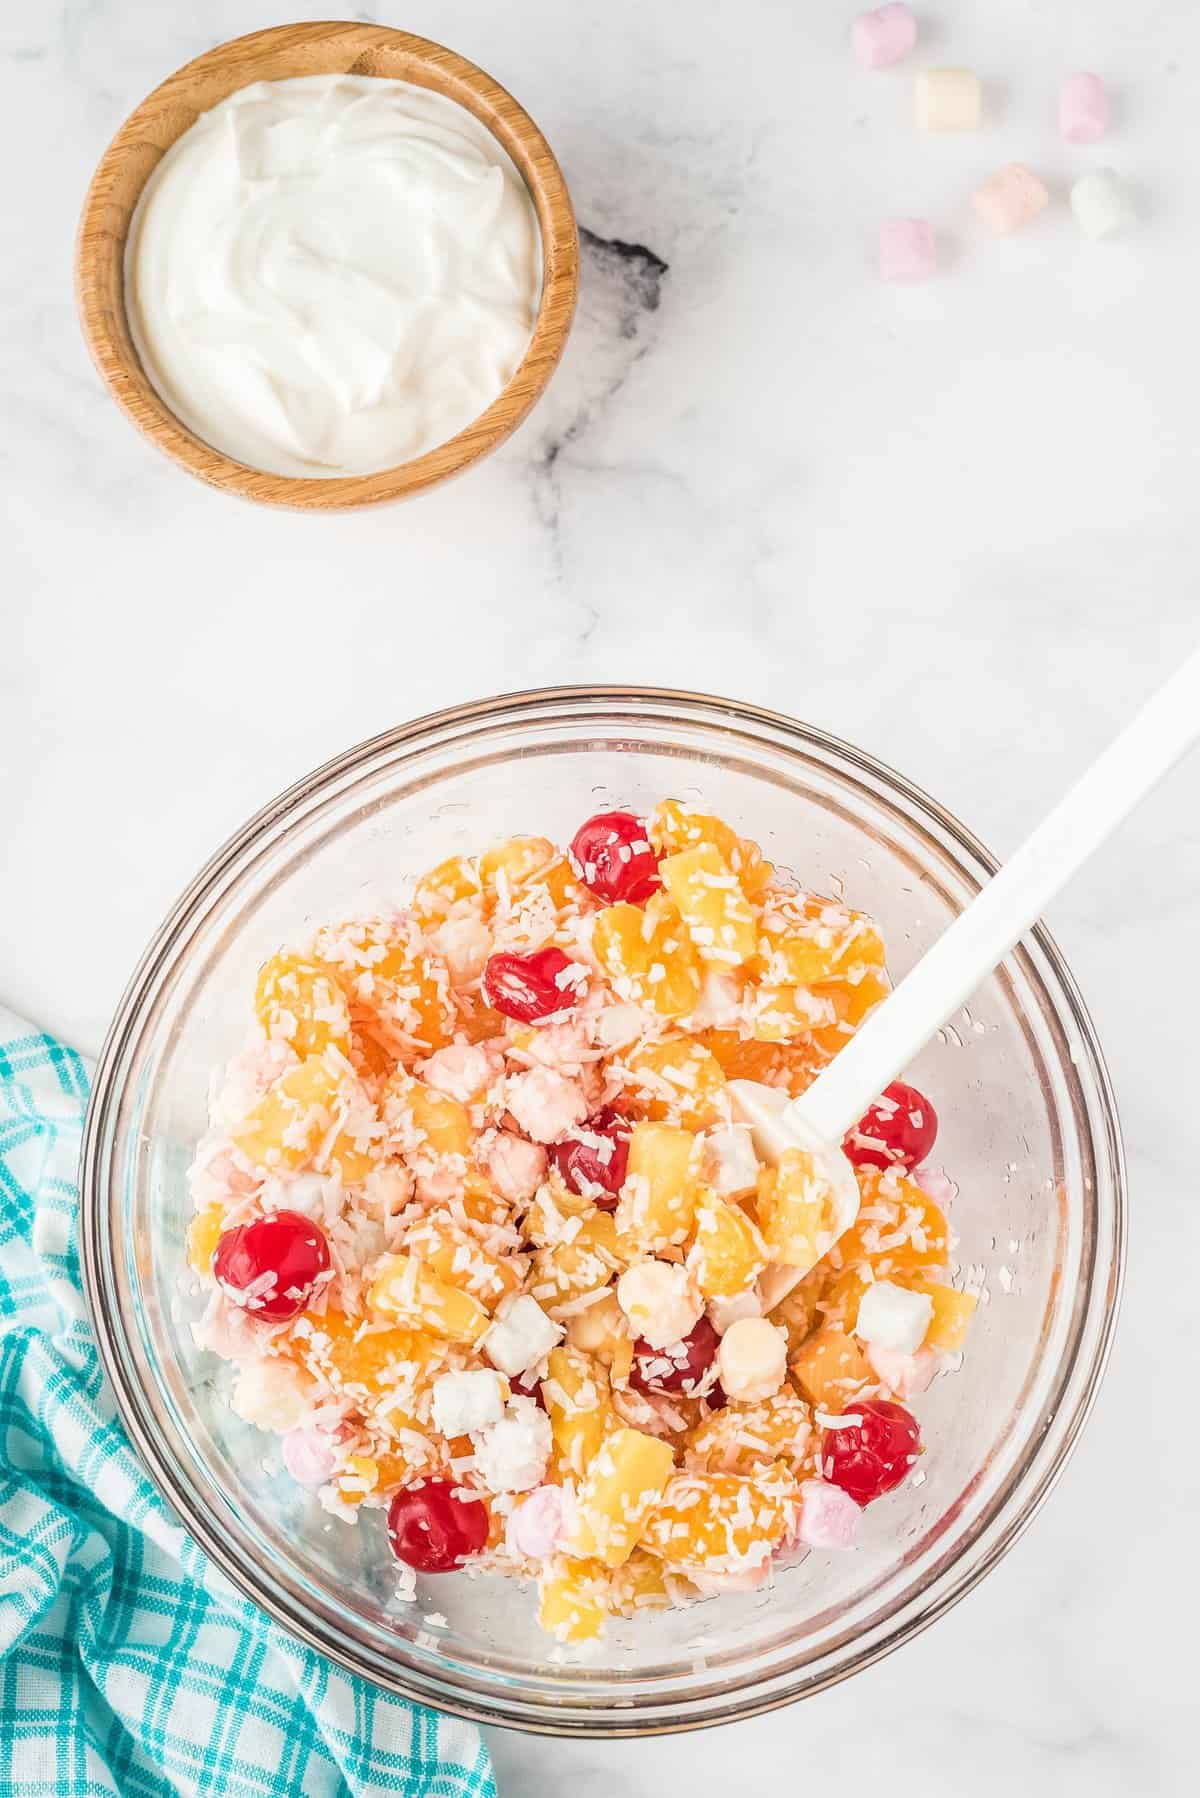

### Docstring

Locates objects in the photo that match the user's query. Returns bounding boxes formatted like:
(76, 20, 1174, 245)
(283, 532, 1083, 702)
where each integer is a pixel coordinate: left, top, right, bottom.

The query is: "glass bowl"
(80, 688, 1125, 1735)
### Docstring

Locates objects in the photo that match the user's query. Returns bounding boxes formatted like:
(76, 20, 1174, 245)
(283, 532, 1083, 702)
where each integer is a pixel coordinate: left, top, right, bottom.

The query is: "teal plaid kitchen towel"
(0, 1009, 496, 1798)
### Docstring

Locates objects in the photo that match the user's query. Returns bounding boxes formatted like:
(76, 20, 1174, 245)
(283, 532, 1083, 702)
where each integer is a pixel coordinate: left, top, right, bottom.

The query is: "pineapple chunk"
(334, 1454, 380, 1505)
(383, 1072, 472, 1159)
(648, 801, 773, 901)
(686, 1391, 812, 1476)
(186, 1204, 225, 1278)
(231, 1050, 377, 1183)
(529, 1212, 632, 1317)
(568, 1428, 676, 1568)
(368, 1254, 490, 1346)
(609, 1548, 680, 1616)
(403, 1213, 523, 1312)
(755, 1147, 836, 1269)
(538, 1557, 610, 1643)
(658, 844, 757, 968)
(616, 1122, 699, 1251)
(912, 1278, 977, 1352)
(641, 1466, 797, 1575)
(790, 1325, 873, 1410)
(254, 953, 351, 1059)
(688, 1189, 767, 1299)
(544, 1345, 615, 1478)
(749, 984, 829, 1044)
(478, 835, 557, 907)
(592, 893, 703, 1019)
(622, 1037, 727, 1131)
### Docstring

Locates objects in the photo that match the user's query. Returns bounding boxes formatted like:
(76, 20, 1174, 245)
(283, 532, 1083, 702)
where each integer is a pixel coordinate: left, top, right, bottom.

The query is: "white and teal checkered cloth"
(0, 1009, 496, 1798)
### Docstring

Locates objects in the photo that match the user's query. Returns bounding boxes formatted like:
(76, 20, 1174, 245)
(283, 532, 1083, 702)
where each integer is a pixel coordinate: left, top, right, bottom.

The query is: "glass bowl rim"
(79, 684, 1127, 1735)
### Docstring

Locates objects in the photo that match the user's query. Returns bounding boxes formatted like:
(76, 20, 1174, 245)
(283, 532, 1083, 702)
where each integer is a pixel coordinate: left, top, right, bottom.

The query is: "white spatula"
(733, 642, 1200, 1310)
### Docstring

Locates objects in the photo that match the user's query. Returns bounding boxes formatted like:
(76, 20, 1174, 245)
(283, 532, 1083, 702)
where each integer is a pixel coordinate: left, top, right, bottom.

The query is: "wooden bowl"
(76, 21, 578, 510)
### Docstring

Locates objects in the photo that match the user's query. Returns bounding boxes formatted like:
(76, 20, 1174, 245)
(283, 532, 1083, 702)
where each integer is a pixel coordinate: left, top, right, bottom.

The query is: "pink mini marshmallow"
(419, 1041, 503, 1104)
(505, 1484, 570, 1560)
(798, 1479, 862, 1550)
(504, 1067, 589, 1144)
(484, 1130, 547, 1203)
(1059, 71, 1110, 144)
(879, 218, 937, 283)
(868, 1342, 942, 1399)
(282, 1427, 338, 1488)
(852, 4, 917, 71)
(973, 164, 1050, 236)
(913, 1163, 959, 1208)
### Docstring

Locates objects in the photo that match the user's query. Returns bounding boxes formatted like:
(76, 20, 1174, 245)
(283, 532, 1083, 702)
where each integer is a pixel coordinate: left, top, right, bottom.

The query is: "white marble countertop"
(5, 1, 1199, 1791)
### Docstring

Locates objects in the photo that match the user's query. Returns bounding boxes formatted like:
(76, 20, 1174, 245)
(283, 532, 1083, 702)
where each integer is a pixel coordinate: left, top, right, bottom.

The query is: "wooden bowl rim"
(75, 19, 578, 510)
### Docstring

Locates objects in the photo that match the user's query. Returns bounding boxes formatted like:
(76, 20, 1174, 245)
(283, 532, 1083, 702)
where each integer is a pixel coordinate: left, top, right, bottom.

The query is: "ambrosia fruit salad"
(186, 801, 976, 1642)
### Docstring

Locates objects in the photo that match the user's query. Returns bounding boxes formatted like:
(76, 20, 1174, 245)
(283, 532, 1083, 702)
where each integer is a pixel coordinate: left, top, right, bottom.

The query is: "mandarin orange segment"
(367, 1254, 490, 1345)
(231, 1050, 378, 1182)
(689, 1188, 767, 1299)
(312, 916, 455, 1060)
(621, 1037, 728, 1131)
(833, 1166, 950, 1279)
(685, 1391, 812, 1477)
(297, 1308, 435, 1392)
(790, 1325, 873, 1410)
(401, 1214, 523, 1312)
(648, 801, 773, 900)
(591, 893, 703, 1019)
(698, 1030, 828, 1097)
(748, 984, 829, 1044)
(412, 854, 481, 925)
(384, 1073, 473, 1160)
(254, 953, 352, 1059)
(754, 893, 886, 988)
(567, 1427, 676, 1568)
(911, 1278, 977, 1352)
(809, 970, 891, 1058)
(616, 1121, 699, 1251)
(658, 843, 758, 969)
(478, 835, 557, 907)
(640, 1466, 797, 1575)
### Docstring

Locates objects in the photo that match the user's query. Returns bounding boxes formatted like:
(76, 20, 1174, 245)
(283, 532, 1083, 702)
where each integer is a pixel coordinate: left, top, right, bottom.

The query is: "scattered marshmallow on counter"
(483, 1294, 562, 1377)
(972, 163, 1050, 235)
(856, 1281, 934, 1355)
(474, 1397, 552, 1494)
(431, 1368, 506, 1437)
(915, 68, 983, 132)
(1060, 71, 1111, 143)
(852, 4, 918, 71)
(1070, 169, 1129, 238)
(879, 218, 937, 283)
(717, 1316, 788, 1402)
(617, 1261, 702, 1349)
(798, 1479, 863, 1550)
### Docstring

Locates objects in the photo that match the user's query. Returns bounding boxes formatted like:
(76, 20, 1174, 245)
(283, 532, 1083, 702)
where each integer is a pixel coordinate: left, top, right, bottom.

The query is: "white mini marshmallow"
(703, 1125, 760, 1199)
(617, 1261, 702, 1349)
(1070, 170, 1129, 239)
(474, 1397, 552, 1493)
(483, 1295, 563, 1377)
(855, 1281, 933, 1356)
(706, 1289, 763, 1336)
(717, 1317, 788, 1402)
(231, 1359, 315, 1434)
(431, 1368, 506, 1437)
(915, 67, 982, 132)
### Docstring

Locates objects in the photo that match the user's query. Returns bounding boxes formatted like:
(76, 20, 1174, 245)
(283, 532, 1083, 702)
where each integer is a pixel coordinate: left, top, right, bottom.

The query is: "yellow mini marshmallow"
(915, 67, 982, 132)
(717, 1317, 788, 1403)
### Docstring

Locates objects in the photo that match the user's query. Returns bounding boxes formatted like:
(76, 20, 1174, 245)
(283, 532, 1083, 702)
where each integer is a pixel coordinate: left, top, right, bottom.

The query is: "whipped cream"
(125, 75, 542, 478)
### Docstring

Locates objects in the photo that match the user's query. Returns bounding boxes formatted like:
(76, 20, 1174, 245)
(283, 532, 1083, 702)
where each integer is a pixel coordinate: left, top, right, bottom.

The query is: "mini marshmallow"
(717, 1317, 788, 1402)
(617, 1261, 702, 1350)
(281, 1427, 338, 1488)
(707, 1288, 763, 1336)
(798, 1479, 862, 1550)
(868, 1341, 942, 1399)
(879, 218, 937, 283)
(855, 1280, 933, 1356)
(231, 1359, 315, 1434)
(505, 1483, 570, 1560)
(973, 164, 1049, 236)
(483, 1294, 563, 1377)
(915, 68, 982, 132)
(431, 1368, 506, 1437)
(703, 1124, 760, 1199)
(474, 1397, 552, 1493)
(852, 4, 917, 71)
(1059, 71, 1110, 144)
(1070, 169, 1128, 239)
